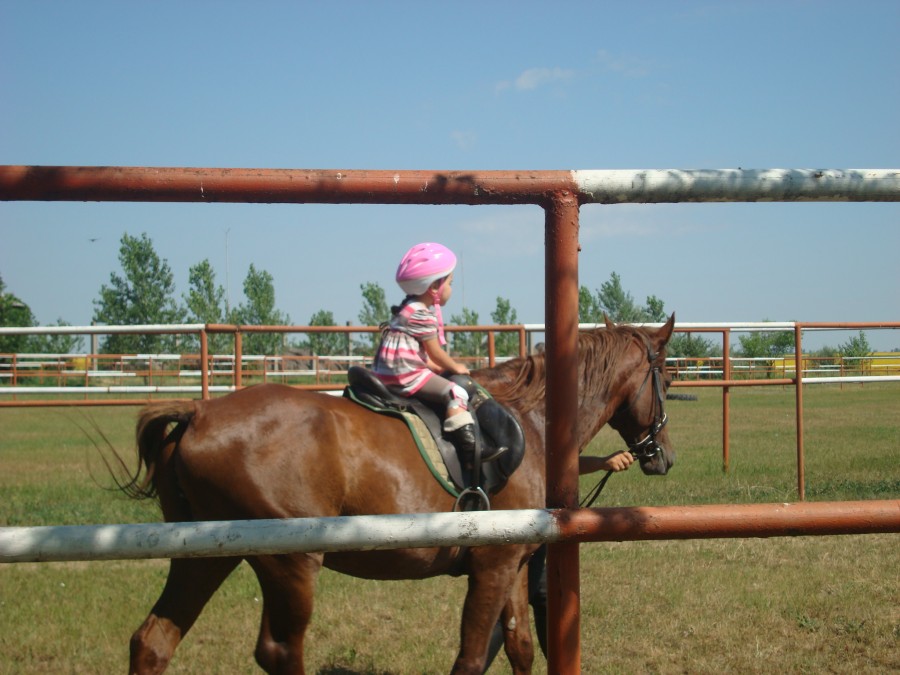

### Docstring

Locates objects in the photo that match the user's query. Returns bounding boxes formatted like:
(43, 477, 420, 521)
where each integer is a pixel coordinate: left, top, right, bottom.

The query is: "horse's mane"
(482, 326, 645, 413)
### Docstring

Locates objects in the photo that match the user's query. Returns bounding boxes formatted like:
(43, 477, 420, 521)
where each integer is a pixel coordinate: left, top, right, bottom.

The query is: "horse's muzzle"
(637, 443, 674, 475)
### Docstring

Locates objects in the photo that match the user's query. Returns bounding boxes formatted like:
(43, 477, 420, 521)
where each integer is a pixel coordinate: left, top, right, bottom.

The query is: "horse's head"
(606, 314, 676, 476)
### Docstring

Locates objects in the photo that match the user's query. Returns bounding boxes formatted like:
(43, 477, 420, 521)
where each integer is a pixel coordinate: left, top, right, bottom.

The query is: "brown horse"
(121, 317, 676, 674)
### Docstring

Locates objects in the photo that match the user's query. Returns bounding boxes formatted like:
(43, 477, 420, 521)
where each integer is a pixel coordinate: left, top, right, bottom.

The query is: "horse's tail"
(116, 400, 196, 503)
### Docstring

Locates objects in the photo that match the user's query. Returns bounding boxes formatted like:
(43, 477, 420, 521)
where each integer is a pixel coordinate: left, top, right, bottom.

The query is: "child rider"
(372, 242, 478, 473)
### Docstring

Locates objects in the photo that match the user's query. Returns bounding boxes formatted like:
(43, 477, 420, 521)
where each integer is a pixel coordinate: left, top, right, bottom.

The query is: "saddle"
(343, 366, 525, 507)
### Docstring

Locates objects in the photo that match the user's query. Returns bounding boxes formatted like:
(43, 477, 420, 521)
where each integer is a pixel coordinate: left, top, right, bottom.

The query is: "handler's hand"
(604, 451, 635, 472)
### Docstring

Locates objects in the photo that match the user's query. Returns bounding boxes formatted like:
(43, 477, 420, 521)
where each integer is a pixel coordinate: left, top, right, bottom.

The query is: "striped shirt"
(373, 301, 438, 395)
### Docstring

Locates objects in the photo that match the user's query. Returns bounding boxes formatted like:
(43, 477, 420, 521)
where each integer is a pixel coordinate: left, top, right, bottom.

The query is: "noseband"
(581, 339, 668, 508)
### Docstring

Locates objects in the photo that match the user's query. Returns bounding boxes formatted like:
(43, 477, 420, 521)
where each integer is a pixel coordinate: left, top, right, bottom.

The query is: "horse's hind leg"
(454, 554, 534, 675)
(249, 552, 323, 675)
(129, 556, 241, 675)
(500, 565, 536, 674)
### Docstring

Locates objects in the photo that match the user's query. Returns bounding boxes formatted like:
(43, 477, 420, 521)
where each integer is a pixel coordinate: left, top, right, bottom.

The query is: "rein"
(580, 340, 668, 508)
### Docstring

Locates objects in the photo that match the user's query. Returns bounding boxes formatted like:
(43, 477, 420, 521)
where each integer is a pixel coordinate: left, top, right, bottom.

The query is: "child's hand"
(453, 363, 470, 376)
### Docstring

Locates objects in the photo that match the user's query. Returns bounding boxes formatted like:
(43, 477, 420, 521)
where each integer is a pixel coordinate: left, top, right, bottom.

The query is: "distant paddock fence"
(3, 320, 898, 503)
(2, 321, 897, 402)
(0, 322, 527, 400)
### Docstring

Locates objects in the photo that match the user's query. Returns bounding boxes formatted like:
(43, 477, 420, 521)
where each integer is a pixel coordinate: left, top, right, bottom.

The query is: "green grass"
(582, 384, 898, 507)
(0, 384, 897, 673)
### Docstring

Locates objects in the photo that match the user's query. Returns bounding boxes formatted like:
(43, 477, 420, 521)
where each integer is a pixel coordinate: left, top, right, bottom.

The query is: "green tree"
(356, 282, 389, 355)
(29, 322, 84, 354)
(183, 259, 230, 353)
(838, 331, 871, 358)
(1, 275, 83, 353)
(299, 309, 347, 357)
(578, 285, 604, 323)
(579, 272, 667, 324)
(734, 322, 795, 378)
(667, 332, 717, 358)
(229, 264, 290, 355)
(645, 295, 667, 323)
(184, 260, 226, 325)
(92, 233, 182, 353)
(0, 274, 36, 353)
(838, 331, 871, 373)
(449, 307, 483, 358)
(735, 325, 795, 358)
(490, 296, 520, 357)
(597, 271, 643, 321)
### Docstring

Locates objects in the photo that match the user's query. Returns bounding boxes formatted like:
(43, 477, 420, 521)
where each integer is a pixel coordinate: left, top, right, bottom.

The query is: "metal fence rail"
(3, 501, 897, 564)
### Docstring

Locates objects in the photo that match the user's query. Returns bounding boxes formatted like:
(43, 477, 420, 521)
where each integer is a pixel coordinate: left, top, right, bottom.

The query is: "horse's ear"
(657, 313, 676, 345)
(604, 315, 615, 330)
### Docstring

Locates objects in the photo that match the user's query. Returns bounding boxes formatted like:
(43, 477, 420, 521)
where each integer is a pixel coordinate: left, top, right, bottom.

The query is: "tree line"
(1, 233, 873, 359)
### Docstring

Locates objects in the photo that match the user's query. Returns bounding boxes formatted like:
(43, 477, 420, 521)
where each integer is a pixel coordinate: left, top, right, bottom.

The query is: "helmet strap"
(430, 283, 447, 346)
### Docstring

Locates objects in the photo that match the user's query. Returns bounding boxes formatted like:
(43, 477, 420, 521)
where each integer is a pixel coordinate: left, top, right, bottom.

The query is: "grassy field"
(0, 384, 897, 673)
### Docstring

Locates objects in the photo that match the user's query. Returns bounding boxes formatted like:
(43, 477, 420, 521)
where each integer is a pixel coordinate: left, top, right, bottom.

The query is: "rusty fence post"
(794, 324, 805, 500)
(544, 190, 582, 675)
(722, 328, 731, 473)
(200, 328, 209, 399)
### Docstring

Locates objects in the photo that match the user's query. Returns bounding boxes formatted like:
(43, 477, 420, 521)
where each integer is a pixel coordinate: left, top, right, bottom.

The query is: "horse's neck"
(574, 389, 617, 452)
(573, 352, 639, 451)
(475, 354, 623, 455)
(512, 392, 614, 462)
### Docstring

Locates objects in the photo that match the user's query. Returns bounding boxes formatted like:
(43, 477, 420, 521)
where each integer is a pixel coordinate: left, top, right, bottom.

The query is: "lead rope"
(580, 469, 615, 508)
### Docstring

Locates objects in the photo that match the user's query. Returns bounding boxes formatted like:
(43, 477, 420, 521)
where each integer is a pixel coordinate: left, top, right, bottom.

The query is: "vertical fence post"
(544, 191, 581, 675)
(794, 324, 805, 500)
(200, 328, 209, 400)
(722, 328, 731, 473)
(487, 330, 496, 367)
(234, 330, 243, 390)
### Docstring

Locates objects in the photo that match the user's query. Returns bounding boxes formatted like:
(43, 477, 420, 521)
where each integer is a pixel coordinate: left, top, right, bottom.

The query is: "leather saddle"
(343, 366, 526, 504)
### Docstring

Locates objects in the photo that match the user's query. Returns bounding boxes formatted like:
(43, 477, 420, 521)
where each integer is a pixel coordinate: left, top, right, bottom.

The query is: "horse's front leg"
(452, 549, 534, 675)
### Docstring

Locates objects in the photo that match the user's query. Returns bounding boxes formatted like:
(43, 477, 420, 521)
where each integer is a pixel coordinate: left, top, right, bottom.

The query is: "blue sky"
(1, 1, 898, 350)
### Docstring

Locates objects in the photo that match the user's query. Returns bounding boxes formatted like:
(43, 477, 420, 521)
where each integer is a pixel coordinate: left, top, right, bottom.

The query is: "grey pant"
(411, 374, 469, 413)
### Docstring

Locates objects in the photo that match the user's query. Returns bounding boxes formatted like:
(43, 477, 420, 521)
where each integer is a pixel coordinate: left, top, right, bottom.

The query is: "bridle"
(580, 339, 668, 508)
(625, 341, 669, 461)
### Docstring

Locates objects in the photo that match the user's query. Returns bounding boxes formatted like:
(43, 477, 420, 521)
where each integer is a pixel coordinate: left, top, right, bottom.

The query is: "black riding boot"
(446, 422, 477, 478)
(447, 421, 487, 511)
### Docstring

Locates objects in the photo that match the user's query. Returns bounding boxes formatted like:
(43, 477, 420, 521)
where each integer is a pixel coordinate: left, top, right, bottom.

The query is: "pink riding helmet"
(395, 242, 457, 296)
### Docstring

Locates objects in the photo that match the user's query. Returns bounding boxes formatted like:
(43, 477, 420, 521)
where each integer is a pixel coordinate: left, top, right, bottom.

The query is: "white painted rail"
(0, 511, 554, 563)
(3, 501, 898, 564)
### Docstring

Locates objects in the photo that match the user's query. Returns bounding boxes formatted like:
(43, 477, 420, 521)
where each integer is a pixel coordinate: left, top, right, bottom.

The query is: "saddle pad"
(401, 411, 458, 496)
(344, 387, 460, 498)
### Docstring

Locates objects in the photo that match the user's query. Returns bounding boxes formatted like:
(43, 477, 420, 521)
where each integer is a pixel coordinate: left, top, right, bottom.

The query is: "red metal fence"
(2, 165, 898, 674)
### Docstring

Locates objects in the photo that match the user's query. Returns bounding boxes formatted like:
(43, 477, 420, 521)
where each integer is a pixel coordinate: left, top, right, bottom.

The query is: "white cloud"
(515, 67, 574, 90)
(595, 49, 653, 77)
(450, 130, 477, 150)
(496, 67, 575, 93)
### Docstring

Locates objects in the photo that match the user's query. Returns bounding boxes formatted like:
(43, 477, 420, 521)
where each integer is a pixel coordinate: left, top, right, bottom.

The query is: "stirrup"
(481, 445, 508, 463)
(454, 486, 490, 512)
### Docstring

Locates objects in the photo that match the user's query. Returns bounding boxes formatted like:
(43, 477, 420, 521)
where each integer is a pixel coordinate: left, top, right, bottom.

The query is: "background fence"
(3, 320, 897, 396)
(2, 319, 898, 502)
